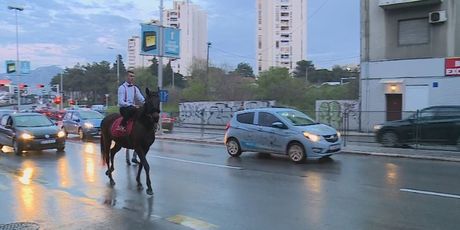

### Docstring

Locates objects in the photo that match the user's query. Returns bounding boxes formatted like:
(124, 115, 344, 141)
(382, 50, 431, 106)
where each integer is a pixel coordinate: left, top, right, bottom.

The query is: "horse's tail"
(100, 131, 107, 166)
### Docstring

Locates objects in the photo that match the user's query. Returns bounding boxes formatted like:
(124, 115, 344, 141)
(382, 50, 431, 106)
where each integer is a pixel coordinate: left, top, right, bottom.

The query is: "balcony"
(379, 0, 442, 10)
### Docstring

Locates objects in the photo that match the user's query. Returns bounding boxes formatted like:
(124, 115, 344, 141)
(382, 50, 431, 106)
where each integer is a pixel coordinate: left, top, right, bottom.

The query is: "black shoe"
(131, 158, 140, 164)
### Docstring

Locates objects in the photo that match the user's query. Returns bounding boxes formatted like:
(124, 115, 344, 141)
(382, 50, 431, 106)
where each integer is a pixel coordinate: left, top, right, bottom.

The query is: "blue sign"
(140, 23, 159, 56)
(159, 89, 168, 102)
(5, 60, 30, 74)
(163, 27, 180, 58)
(433, 82, 439, 88)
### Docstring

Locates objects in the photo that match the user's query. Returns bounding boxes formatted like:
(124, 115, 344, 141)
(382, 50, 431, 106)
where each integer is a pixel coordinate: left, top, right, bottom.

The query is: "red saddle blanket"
(111, 118, 134, 138)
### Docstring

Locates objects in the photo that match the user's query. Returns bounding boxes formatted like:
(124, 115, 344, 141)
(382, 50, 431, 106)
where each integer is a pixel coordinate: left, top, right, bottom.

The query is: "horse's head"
(142, 88, 161, 123)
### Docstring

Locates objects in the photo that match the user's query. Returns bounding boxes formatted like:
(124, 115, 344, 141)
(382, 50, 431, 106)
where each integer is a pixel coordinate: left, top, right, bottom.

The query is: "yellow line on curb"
(167, 215, 218, 230)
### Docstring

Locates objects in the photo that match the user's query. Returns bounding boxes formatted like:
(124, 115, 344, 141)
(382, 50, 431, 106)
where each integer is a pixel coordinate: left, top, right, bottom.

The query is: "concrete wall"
(179, 101, 276, 125)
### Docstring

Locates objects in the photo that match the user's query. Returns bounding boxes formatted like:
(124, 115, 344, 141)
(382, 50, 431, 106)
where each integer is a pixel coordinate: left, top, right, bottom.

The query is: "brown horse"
(100, 88, 160, 195)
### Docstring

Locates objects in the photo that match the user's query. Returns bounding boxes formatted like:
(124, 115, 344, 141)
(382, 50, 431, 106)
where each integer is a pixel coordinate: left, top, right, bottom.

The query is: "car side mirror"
(5, 124, 13, 129)
(74, 119, 80, 122)
(272, 121, 287, 129)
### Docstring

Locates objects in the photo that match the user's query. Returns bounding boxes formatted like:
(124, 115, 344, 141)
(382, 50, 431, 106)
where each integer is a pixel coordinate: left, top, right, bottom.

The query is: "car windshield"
(79, 111, 104, 119)
(277, 110, 317, 126)
(14, 115, 54, 127)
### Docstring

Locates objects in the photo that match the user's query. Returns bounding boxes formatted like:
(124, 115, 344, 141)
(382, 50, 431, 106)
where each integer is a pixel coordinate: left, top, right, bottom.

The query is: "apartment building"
(164, 1, 208, 76)
(361, 0, 460, 130)
(256, 0, 307, 73)
(127, 36, 153, 69)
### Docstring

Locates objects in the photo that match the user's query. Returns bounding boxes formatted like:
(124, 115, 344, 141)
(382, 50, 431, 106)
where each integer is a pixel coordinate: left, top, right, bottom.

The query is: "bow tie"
(127, 84, 133, 87)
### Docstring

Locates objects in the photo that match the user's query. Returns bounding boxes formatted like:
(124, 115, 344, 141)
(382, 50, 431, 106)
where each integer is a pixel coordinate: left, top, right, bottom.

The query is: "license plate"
(41, 139, 56, 144)
(329, 144, 340, 151)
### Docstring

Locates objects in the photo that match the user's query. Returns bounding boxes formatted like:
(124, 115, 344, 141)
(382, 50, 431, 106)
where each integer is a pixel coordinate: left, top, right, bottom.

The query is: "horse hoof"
(137, 184, 144, 190)
(146, 189, 153, 195)
(110, 180, 116, 186)
(105, 171, 110, 176)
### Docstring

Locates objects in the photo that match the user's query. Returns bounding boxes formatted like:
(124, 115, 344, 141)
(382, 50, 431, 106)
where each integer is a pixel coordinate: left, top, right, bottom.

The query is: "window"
(0, 115, 9, 126)
(281, 54, 289, 59)
(281, 12, 289, 17)
(258, 112, 281, 127)
(281, 26, 289, 31)
(237, 112, 254, 124)
(64, 112, 72, 120)
(398, 18, 429, 46)
(281, 34, 290, 38)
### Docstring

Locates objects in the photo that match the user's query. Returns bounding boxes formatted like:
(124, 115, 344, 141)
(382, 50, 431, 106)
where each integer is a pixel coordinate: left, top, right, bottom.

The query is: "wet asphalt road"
(0, 137, 459, 230)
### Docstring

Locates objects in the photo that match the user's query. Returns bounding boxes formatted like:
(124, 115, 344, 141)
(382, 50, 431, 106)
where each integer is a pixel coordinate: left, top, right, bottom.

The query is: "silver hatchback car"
(224, 108, 341, 163)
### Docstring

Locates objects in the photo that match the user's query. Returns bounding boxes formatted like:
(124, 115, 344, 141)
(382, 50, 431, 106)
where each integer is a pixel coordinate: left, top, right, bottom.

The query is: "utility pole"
(158, 0, 164, 134)
(60, 73, 63, 110)
(8, 5, 24, 110)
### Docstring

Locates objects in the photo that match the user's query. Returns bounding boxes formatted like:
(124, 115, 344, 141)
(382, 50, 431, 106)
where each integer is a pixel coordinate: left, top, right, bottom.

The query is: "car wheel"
(78, 128, 86, 141)
(13, 139, 23, 155)
(381, 131, 399, 147)
(287, 142, 306, 163)
(226, 138, 242, 157)
(57, 146, 65, 152)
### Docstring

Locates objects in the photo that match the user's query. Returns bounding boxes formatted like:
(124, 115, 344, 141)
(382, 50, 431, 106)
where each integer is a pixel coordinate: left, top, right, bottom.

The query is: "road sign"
(20, 61, 30, 74)
(159, 90, 168, 102)
(5, 60, 30, 74)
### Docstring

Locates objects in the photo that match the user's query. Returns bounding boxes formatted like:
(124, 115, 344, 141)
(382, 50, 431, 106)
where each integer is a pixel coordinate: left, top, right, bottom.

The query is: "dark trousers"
(120, 106, 136, 126)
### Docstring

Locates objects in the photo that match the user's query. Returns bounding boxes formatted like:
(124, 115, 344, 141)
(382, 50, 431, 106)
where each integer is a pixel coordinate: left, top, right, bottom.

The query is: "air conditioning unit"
(429, 10, 447, 23)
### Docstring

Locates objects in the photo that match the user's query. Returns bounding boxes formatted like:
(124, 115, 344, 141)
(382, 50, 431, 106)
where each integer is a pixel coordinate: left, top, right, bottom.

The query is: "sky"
(0, 0, 360, 73)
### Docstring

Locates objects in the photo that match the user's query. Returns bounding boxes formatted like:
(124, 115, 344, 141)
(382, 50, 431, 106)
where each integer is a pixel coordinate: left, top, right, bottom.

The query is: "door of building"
(386, 94, 402, 121)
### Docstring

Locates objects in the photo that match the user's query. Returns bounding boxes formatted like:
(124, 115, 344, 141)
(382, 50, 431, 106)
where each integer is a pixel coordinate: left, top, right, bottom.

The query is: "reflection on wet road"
(0, 138, 459, 229)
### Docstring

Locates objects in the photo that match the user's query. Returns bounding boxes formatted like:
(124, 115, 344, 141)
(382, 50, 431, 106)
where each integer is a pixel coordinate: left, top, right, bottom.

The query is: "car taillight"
(225, 122, 230, 130)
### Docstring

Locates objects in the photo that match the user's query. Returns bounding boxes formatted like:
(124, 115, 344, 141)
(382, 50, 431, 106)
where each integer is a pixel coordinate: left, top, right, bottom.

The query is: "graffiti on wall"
(316, 100, 360, 130)
(179, 101, 276, 125)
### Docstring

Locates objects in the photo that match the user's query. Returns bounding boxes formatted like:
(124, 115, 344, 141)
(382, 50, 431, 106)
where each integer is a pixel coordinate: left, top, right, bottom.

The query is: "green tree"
(232, 62, 255, 78)
(293, 60, 315, 79)
(255, 67, 305, 105)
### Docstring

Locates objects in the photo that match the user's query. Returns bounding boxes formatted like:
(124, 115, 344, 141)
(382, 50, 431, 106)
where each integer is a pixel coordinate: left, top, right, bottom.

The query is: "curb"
(156, 136, 460, 162)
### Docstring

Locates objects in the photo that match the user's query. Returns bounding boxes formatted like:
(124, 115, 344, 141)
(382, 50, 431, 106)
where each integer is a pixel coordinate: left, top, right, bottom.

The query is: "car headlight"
(337, 132, 341, 138)
(20, 133, 34, 140)
(373, 125, 383, 131)
(303, 131, 321, 142)
(84, 122, 94, 128)
(57, 130, 66, 138)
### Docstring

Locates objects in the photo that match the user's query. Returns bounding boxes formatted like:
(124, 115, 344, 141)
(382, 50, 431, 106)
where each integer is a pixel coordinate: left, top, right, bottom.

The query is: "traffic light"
(19, 84, 28, 90)
(37, 84, 45, 88)
(68, 99, 75, 105)
(54, 96, 61, 104)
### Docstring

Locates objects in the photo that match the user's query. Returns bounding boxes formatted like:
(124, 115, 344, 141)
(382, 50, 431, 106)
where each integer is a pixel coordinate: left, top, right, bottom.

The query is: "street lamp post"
(8, 5, 24, 110)
(205, 42, 211, 97)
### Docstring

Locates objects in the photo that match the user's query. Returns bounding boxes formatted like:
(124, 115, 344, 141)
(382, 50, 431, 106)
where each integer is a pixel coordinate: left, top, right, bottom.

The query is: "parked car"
(90, 104, 106, 114)
(374, 105, 460, 148)
(62, 109, 104, 140)
(160, 112, 175, 132)
(0, 112, 66, 154)
(224, 108, 342, 163)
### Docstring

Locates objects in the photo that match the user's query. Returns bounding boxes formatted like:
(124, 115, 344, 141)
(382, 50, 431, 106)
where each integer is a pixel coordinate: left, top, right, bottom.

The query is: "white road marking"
(152, 155, 242, 170)
(167, 215, 218, 230)
(400, 188, 460, 199)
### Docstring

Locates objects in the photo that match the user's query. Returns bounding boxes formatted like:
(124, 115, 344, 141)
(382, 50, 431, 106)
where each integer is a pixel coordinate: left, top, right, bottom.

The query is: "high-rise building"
(127, 36, 153, 69)
(256, 0, 307, 73)
(164, 1, 208, 76)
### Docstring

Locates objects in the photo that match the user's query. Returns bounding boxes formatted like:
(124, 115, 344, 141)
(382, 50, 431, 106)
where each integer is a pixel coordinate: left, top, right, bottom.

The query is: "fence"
(169, 109, 459, 152)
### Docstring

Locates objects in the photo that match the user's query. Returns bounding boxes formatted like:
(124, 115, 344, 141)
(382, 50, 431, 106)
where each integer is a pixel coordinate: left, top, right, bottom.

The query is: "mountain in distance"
(0, 65, 63, 87)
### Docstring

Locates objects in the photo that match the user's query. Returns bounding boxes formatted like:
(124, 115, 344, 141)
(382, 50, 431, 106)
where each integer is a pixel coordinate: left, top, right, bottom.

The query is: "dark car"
(374, 105, 460, 148)
(62, 109, 104, 140)
(0, 113, 66, 154)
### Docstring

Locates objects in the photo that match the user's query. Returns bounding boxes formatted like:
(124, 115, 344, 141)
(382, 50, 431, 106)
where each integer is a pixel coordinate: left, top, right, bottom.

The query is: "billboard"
(5, 60, 30, 74)
(140, 24, 180, 58)
(163, 27, 180, 59)
(140, 23, 159, 56)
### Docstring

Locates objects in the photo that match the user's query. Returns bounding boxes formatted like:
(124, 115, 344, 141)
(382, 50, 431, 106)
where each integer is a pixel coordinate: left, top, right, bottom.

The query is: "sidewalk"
(155, 130, 460, 162)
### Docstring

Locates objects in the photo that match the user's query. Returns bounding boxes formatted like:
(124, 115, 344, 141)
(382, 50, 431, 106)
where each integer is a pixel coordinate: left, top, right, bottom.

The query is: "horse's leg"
(137, 150, 153, 195)
(136, 157, 144, 190)
(108, 144, 122, 186)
